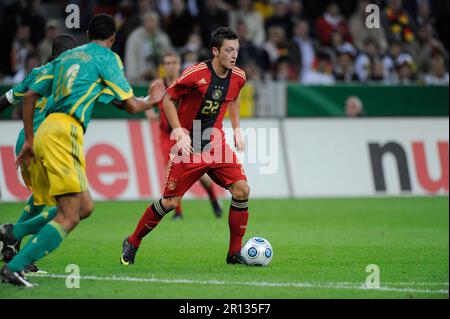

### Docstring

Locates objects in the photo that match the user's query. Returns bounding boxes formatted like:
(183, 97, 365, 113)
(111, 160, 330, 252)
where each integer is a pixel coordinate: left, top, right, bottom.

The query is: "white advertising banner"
(1, 118, 447, 202)
(0, 119, 289, 202)
(283, 118, 449, 197)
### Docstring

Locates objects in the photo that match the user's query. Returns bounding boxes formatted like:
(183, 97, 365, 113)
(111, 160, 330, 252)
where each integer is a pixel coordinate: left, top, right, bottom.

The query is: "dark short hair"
(210, 27, 238, 50)
(88, 14, 116, 40)
(52, 34, 77, 58)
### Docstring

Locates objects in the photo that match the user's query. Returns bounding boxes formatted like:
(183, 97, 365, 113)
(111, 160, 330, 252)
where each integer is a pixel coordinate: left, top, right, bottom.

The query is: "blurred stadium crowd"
(0, 0, 448, 86)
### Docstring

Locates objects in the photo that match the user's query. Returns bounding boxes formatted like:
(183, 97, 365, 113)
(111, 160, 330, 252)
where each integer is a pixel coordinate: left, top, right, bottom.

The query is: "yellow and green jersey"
(8, 64, 53, 156)
(9, 64, 52, 131)
(31, 42, 132, 131)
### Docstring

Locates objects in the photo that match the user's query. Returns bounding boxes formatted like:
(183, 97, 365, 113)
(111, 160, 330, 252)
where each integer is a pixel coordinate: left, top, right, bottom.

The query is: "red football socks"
(228, 198, 249, 255)
(128, 199, 169, 247)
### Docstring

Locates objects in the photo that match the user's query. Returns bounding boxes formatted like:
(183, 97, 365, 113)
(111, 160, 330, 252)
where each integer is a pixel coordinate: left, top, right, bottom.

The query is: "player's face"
(163, 55, 181, 78)
(217, 39, 239, 69)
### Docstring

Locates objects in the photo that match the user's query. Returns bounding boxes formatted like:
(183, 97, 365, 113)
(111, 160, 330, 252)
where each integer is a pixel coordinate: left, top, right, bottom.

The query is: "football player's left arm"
(229, 96, 245, 153)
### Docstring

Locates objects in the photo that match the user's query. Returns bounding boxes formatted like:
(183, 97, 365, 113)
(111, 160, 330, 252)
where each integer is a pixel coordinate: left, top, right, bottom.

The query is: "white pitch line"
(336, 282, 449, 286)
(27, 274, 449, 295)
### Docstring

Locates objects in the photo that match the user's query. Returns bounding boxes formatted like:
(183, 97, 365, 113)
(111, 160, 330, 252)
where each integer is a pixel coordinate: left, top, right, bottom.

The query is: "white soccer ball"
(241, 237, 273, 266)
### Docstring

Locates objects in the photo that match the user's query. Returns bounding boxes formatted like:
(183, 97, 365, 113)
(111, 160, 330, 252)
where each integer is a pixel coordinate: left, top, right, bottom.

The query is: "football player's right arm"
(162, 93, 182, 130)
(163, 67, 193, 131)
(97, 85, 164, 116)
(122, 81, 165, 114)
(100, 53, 165, 114)
(164, 72, 194, 154)
(162, 93, 192, 155)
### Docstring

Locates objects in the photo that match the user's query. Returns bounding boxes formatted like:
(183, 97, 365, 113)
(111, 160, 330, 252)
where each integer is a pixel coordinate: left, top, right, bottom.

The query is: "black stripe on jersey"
(191, 60, 231, 153)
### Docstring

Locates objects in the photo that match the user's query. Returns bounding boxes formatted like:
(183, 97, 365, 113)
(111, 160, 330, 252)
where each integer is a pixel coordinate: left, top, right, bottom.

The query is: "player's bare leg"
(53, 194, 83, 232)
(199, 174, 223, 218)
(226, 180, 251, 264)
(121, 196, 179, 265)
(79, 190, 95, 221)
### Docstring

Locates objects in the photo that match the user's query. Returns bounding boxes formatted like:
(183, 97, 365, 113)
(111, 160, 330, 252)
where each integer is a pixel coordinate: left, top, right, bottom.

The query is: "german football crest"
(212, 89, 223, 101)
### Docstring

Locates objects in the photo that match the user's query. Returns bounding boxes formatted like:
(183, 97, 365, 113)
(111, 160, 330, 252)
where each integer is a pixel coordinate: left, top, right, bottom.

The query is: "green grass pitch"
(0, 197, 448, 299)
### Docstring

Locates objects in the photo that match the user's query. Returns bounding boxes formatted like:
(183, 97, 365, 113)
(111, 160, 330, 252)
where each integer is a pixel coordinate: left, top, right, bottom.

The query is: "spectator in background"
(274, 56, 298, 81)
(241, 60, 263, 81)
(382, 0, 415, 46)
(180, 33, 209, 70)
(288, 0, 309, 26)
(138, 0, 159, 14)
(10, 25, 34, 80)
(423, 53, 449, 85)
(37, 19, 59, 64)
(348, 0, 387, 52)
(125, 11, 173, 83)
(229, 0, 265, 46)
(369, 59, 386, 83)
(345, 96, 365, 117)
(288, 19, 315, 80)
(12, 52, 39, 84)
(198, 0, 229, 48)
(112, 0, 162, 58)
(254, 0, 275, 21)
(236, 20, 265, 70)
(328, 29, 350, 57)
(113, 0, 142, 59)
(382, 39, 403, 82)
(301, 51, 335, 85)
(0, 1, 24, 76)
(355, 37, 384, 82)
(262, 26, 289, 76)
(333, 43, 358, 83)
(165, 0, 197, 49)
(22, 0, 46, 47)
(394, 53, 417, 84)
(181, 48, 199, 70)
(411, 22, 448, 74)
(265, 1, 292, 38)
(415, 0, 435, 27)
(157, 0, 173, 17)
(91, 0, 118, 16)
(316, 2, 352, 47)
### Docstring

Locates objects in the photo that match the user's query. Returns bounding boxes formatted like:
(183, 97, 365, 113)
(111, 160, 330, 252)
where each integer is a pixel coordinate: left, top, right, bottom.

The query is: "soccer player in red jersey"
(147, 51, 223, 220)
(121, 27, 249, 265)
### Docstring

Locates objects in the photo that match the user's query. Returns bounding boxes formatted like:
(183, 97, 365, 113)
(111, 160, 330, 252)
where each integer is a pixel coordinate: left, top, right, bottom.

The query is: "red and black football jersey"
(166, 60, 246, 152)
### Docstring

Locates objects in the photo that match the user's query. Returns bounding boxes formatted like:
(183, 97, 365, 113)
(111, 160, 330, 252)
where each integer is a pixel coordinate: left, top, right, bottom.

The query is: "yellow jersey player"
(0, 14, 165, 287)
